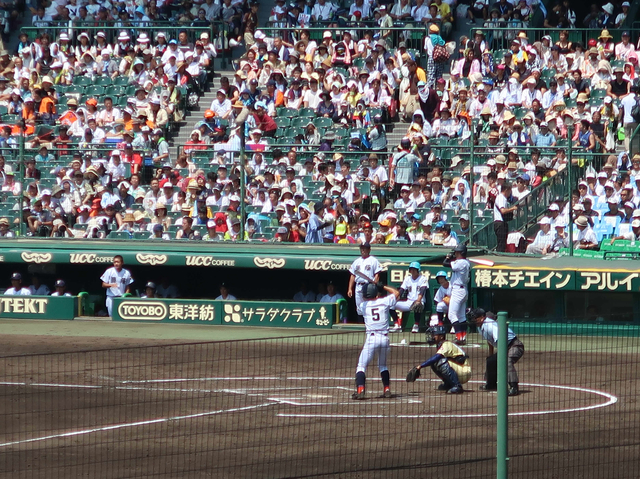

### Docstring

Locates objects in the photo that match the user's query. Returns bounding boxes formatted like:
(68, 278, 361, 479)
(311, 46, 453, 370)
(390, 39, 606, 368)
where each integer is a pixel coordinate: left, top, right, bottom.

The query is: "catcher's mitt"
(406, 366, 421, 382)
(410, 301, 424, 313)
(443, 296, 451, 305)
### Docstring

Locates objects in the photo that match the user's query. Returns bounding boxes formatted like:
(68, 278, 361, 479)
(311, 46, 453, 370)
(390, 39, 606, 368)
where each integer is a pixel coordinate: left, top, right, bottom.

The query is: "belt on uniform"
(369, 332, 389, 336)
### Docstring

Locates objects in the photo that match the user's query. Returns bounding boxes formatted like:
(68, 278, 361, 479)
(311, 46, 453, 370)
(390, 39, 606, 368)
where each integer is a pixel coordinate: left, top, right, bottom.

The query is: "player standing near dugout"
(352, 281, 400, 400)
(467, 308, 524, 397)
(442, 244, 470, 345)
(390, 262, 430, 333)
(406, 325, 471, 394)
(433, 270, 452, 324)
(100, 255, 133, 317)
(348, 243, 382, 323)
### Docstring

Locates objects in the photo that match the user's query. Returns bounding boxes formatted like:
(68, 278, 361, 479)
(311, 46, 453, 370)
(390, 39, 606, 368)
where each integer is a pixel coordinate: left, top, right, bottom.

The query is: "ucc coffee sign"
(0, 296, 77, 320)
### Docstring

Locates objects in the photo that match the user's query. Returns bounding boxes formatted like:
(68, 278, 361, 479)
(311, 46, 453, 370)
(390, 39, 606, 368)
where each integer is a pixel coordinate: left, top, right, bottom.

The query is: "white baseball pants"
(356, 332, 390, 374)
(436, 301, 449, 314)
(355, 284, 365, 315)
(395, 299, 415, 312)
(448, 285, 467, 324)
(106, 296, 114, 317)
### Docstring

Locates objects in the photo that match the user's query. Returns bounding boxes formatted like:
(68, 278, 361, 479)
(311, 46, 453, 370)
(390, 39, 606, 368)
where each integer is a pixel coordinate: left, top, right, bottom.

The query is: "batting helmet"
(435, 270, 448, 279)
(409, 261, 421, 271)
(466, 307, 485, 323)
(453, 244, 468, 256)
(430, 325, 447, 336)
(363, 283, 378, 299)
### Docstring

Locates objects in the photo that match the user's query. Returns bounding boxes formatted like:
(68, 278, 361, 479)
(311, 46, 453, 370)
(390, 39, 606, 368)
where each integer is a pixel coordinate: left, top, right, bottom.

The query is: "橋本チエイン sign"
(472, 268, 640, 292)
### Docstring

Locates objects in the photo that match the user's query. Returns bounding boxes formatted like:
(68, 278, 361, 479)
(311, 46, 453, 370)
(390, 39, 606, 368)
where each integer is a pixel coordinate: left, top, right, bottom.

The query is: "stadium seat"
(108, 231, 133, 239)
(275, 117, 291, 128)
(134, 231, 151, 239)
(73, 76, 92, 86)
(85, 86, 105, 97)
(299, 108, 316, 118)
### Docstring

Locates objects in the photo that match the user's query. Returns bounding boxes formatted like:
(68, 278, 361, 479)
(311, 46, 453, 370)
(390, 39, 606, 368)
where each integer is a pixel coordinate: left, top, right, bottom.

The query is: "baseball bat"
(468, 258, 495, 267)
(353, 269, 376, 283)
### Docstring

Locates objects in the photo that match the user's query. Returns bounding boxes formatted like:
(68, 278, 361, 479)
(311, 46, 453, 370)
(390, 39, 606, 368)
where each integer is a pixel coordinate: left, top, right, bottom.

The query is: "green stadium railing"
(482, 26, 640, 53)
(258, 24, 428, 67)
(21, 21, 232, 68)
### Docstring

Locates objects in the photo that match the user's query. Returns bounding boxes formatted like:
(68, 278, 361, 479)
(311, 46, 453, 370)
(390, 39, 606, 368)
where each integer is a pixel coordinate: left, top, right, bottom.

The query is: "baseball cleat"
(447, 386, 463, 394)
(411, 324, 420, 333)
(352, 386, 366, 400)
(508, 385, 519, 397)
(454, 338, 466, 346)
(390, 324, 402, 332)
(382, 387, 392, 398)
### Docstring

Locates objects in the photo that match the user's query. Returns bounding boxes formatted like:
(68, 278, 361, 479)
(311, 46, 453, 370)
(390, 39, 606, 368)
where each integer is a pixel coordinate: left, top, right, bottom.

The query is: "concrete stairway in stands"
(169, 71, 235, 160)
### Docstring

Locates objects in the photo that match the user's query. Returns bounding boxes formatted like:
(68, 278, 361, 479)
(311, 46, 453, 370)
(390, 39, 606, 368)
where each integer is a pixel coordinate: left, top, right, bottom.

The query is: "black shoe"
(352, 391, 366, 400)
(437, 383, 448, 391)
(447, 385, 463, 394)
(508, 385, 519, 397)
(479, 384, 497, 391)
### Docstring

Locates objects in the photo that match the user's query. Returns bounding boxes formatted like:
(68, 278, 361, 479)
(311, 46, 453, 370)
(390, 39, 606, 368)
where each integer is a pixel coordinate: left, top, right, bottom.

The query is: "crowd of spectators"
(0, 0, 637, 253)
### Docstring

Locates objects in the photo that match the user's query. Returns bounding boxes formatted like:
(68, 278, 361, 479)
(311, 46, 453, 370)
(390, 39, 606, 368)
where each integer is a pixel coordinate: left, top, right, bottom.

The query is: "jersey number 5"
(371, 307, 381, 321)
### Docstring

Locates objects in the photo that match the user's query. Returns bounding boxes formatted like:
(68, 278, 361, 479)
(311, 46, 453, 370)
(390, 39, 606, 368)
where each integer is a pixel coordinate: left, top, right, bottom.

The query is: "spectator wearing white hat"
(544, 220, 569, 254)
(525, 217, 554, 254)
(611, 219, 640, 244)
(574, 215, 598, 249)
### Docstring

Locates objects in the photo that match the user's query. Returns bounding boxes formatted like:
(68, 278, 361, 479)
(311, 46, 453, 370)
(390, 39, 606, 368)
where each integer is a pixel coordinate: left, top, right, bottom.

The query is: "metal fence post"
(239, 122, 246, 241)
(567, 140, 573, 257)
(497, 311, 509, 479)
(469, 121, 475, 247)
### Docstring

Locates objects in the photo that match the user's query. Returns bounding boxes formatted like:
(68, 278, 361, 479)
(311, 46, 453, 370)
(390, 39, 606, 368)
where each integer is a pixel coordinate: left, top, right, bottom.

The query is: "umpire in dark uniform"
(467, 308, 525, 397)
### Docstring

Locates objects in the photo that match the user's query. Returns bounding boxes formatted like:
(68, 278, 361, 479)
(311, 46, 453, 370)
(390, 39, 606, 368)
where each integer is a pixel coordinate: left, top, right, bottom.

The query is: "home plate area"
(125, 375, 617, 419)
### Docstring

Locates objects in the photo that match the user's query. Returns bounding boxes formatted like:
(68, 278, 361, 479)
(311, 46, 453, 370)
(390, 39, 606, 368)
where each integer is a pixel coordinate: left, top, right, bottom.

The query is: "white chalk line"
(274, 380, 619, 419)
(0, 403, 274, 448)
(0, 376, 618, 444)
(390, 342, 482, 349)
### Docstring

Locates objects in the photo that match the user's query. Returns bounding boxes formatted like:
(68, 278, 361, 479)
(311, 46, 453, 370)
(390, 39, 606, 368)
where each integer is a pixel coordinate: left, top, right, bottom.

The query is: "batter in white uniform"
(442, 244, 470, 345)
(348, 243, 382, 321)
(390, 262, 430, 333)
(100, 255, 133, 316)
(352, 282, 400, 400)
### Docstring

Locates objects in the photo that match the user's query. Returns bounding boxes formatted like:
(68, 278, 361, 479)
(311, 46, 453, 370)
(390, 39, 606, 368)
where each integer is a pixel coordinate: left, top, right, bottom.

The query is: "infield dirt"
(0, 331, 638, 478)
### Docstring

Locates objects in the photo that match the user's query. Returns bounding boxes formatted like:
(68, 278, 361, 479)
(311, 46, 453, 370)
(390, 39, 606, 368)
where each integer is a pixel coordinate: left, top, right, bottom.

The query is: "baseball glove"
(410, 301, 424, 313)
(406, 366, 421, 382)
(443, 296, 451, 305)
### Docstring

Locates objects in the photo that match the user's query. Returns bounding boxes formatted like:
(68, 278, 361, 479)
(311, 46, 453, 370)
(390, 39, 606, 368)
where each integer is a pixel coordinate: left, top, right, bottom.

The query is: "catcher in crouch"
(390, 262, 431, 333)
(406, 325, 471, 394)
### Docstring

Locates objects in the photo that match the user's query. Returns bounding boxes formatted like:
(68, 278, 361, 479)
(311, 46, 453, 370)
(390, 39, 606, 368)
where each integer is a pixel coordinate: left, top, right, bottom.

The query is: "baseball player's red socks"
(357, 385, 365, 394)
(455, 332, 467, 342)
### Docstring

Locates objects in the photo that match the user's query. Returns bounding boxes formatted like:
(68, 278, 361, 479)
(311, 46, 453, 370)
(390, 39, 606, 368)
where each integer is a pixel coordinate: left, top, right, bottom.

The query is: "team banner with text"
(221, 301, 334, 328)
(112, 298, 335, 328)
(472, 268, 640, 292)
(0, 295, 77, 319)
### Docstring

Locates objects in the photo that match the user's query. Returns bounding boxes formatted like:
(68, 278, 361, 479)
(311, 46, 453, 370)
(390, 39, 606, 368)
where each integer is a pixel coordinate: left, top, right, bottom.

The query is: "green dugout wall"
(0, 240, 639, 323)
